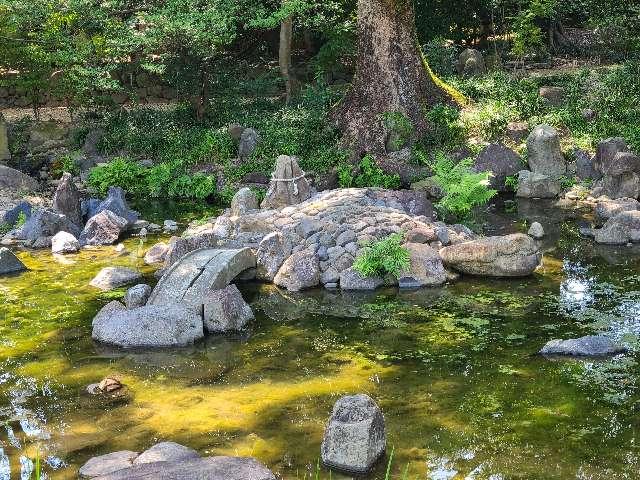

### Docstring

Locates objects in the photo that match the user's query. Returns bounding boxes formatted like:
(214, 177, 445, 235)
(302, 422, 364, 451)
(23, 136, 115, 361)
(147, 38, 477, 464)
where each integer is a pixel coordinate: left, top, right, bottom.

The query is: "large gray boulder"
(124, 284, 152, 309)
(0, 165, 38, 191)
(238, 128, 260, 162)
(80, 210, 128, 246)
(53, 172, 82, 226)
(600, 151, 640, 199)
(575, 149, 600, 181)
(12, 208, 80, 245)
(0, 247, 26, 275)
(321, 394, 386, 475)
(90, 267, 142, 291)
(93, 187, 139, 226)
(273, 250, 320, 291)
(88, 456, 276, 480)
(594, 210, 640, 244)
(230, 187, 259, 216)
(594, 198, 639, 226)
(2, 201, 32, 227)
(51, 231, 80, 254)
(455, 49, 486, 76)
(92, 300, 126, 326)
(526, 125, 565, 177)
(594, 137, 629, 175)
(133, 442, 199, 465)
(79, 451, 139, 478)
(339, 267, 384, 291)
(516, 170, 561, 198)
(92, 304, 204, 348)
(440, 233, 541, 277)
(256, 231, 291, 281)
(473, 144, 522, 192)
(144, 242, 169, 265)
(398, 243, 446, 288)
(202, 284, 254, 333)
(261, 155, 311, 209)
(540, 335, 628, 357)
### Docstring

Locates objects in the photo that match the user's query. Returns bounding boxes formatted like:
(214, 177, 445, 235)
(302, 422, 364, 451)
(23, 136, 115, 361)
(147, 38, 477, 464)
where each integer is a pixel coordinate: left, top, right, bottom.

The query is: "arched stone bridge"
(147, 248, 256, 306)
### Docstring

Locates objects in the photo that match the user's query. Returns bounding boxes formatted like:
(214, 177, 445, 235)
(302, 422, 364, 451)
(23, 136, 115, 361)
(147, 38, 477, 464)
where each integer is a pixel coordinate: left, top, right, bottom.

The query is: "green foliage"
(424, 104, 466, 149)
(353, 233, 411, 279)
(505, 175, 519, 192)
(51, 154, 80, 178)
(338, 155, 401, 189)
(423, 37, 457, 76)
(381, 111, 414, 151)
(15, 211, 27, 228)
(431, 152, 498, 220)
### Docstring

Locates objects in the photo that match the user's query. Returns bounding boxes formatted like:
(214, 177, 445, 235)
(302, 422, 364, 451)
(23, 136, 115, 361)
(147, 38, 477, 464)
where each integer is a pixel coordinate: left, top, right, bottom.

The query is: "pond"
(1, 198, 640, 479)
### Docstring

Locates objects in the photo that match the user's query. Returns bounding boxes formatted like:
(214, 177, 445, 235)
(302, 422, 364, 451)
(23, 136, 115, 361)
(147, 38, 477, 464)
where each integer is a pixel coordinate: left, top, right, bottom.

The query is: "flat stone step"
(148, 248, 256, 306)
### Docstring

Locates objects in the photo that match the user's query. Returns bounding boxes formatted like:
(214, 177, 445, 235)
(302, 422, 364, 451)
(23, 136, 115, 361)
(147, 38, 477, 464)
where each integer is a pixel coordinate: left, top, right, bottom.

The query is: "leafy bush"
(423, 37, 457, 76)
(338, 155, 401, 189)
(353, 233, 411, 278)
(424, 104, 466, 149)
(431, 152, 497, 220)
(51, 154, 80, 179)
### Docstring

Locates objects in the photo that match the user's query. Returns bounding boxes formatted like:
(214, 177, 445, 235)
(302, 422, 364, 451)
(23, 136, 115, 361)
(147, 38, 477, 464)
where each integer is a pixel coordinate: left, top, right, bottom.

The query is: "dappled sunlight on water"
(1, 200, 640, 478)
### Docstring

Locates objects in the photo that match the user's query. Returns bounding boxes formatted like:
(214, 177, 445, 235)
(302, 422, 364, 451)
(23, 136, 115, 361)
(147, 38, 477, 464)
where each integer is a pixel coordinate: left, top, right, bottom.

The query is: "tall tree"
(333, 0, 458, 156)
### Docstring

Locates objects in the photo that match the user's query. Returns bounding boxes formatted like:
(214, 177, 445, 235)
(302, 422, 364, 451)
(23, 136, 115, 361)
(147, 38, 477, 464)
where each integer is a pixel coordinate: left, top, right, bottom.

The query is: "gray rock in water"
(526, 125, 566, 177)
(540, 335, 628, 357)
(133, 442, 199, 465)
(339, 267, 384, 291)
(261, 155, 311, 209)
(0, 165, 38, 191)
(92, 304, 204, 348)
(13, 208, 81, 245)
(94, 187, 139, 226)
(238, 128, 260, 161)
(473, 143, 522, 192)
(90, 267, 142, 291)
(51, 231, 80, 254)
(230, 187, 259, 216)
(80, 210, 128, 246)
(594, 198, 639, 226)
(594, 210, 640, 245)
(144, 242, 169, 265)
(600, 151, 640, 199)
(87, 456, 276, 480)
(0, 247, 26, 275)
(53, 172, 82, 227)
(398, 243, 446, 288)
(516, 171, 561, 199)
(203, 284, 254, 333)
(79, 450, 139, 478)
(528, 222, 545, 239)
(92, 300, 126, 326)
(124, 284, 152, 309)
(321, 394, 386, 475)
(440, 233, 541, 277)
(273, 250, 320, 291)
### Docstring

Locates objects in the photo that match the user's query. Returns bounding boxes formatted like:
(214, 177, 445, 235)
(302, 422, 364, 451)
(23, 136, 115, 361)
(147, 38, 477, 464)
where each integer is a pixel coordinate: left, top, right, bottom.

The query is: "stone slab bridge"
(147, 248, 256, 306)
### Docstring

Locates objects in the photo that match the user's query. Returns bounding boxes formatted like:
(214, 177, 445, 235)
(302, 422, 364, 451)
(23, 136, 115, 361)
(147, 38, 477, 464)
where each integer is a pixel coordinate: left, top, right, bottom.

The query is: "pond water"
(2, 198, 640, 479)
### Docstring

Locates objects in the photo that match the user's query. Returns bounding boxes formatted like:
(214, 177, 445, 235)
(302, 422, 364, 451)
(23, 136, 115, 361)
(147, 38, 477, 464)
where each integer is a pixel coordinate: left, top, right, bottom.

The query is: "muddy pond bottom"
(1, 199, 640, 479)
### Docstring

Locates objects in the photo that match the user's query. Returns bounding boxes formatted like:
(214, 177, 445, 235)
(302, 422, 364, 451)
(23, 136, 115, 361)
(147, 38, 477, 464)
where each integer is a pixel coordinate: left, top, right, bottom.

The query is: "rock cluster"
(592, 138, 640, 199)
(78, 442, 275, 480)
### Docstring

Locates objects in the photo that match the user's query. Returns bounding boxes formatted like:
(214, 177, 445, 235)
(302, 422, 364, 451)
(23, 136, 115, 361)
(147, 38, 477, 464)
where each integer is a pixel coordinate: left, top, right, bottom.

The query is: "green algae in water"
(2, 202, 640, 478)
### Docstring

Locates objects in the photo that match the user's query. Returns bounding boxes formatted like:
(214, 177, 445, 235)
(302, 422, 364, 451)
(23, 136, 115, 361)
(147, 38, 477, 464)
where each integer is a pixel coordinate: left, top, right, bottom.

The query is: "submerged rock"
(540, 335, 628, 357)
(133, 442, 199, 465)
(321, 394, 386, 475)
(92, 304, 204, 348)
(339, 267, 384, 291)
(90, 267, 142, 291)
(0, 247, 26, 275)
(594, 197, 639, 226)
(79, 450, 139, 478)
(516, 171, 561, 199)
(440, 233, 541, 277)
(203, 284, 254, 333)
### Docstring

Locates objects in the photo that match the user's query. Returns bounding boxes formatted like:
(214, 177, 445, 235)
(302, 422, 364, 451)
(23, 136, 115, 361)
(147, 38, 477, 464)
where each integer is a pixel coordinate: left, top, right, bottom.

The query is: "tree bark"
(333, 0, 450, 156)
(279, 13, 294, 104)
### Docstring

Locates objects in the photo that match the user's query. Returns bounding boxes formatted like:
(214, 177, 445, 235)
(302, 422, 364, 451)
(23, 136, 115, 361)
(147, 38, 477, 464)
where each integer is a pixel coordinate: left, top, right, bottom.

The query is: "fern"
(431, 152, 497, 220)
(353, 233, 411, 278)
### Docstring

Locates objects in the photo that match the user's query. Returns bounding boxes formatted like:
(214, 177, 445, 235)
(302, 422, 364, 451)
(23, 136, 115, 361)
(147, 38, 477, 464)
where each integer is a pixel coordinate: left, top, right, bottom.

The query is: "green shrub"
(338, 155, 401, 189)
(51, 154, 80, 179)
(424, 103, 466, 149)
(423, 37, 457, 77)
(88, 157, 146, 197)
(15, 211, 27, 228)
(431, 152, 497, 221)
(353, 233, 411, 278)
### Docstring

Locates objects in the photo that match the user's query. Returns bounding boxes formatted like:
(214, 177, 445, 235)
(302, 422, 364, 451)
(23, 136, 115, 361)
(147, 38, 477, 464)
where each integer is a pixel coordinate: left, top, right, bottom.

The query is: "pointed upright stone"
(261, 155, 311, 209)
(53, 172, 82, 227)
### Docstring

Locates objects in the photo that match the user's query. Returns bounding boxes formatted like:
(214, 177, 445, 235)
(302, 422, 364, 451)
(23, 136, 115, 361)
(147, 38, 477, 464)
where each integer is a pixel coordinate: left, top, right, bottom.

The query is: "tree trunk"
(279, 13, 294, 104)
(332, 0, 451, 156)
